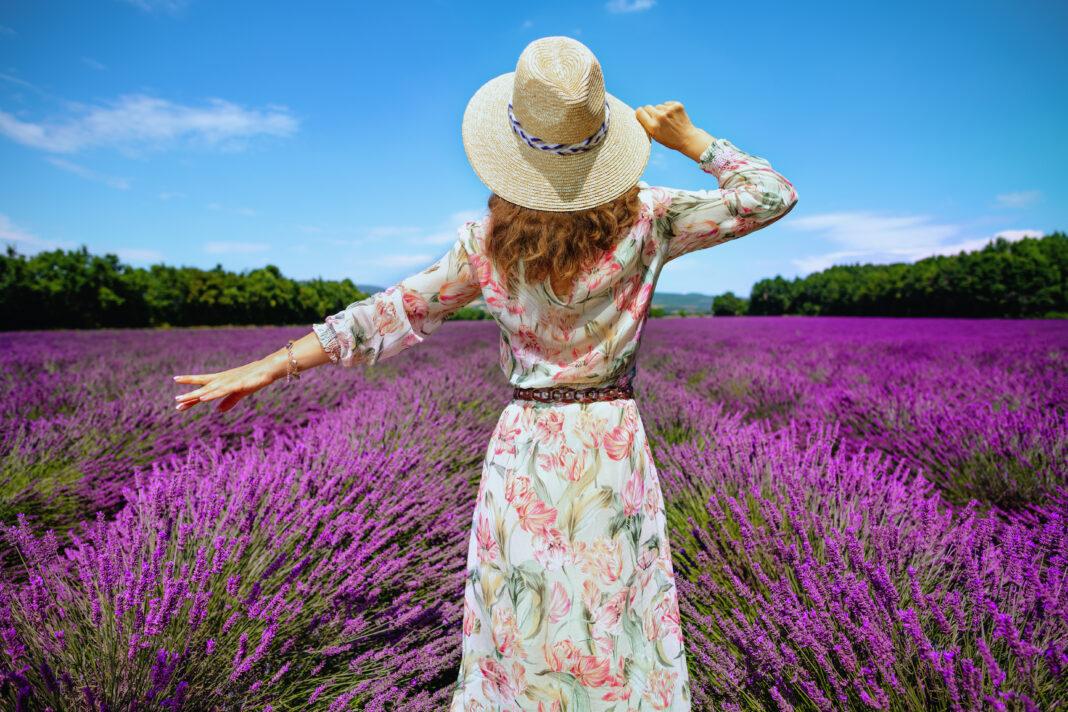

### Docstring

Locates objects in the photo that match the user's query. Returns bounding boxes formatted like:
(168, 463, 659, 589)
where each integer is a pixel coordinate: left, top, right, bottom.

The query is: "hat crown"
(511, 37, 606, 145)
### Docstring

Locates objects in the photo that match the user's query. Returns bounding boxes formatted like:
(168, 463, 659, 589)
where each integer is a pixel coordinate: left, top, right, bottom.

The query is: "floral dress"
(313, 137, 798, 711)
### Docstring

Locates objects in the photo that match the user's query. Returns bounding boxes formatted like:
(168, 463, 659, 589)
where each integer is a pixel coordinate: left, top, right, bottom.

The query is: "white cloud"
(0, 93, 298, 155)
(203, 241, 269, 254)
(606, 0, 655, 12)
(46, 156, 130, 190)
(403, 209, 484, 245)
(995, 190, 1041, 208)
(787, 211, 1043, 274)
(0, 25, 15, 36)
(158, 190, 185, 200)
(114, 247, 163, 263)
(81, 57, 107, 71)
(0, 214, 76, 253)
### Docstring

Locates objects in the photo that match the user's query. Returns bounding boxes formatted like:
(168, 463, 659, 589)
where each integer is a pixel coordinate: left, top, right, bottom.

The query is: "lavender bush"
(1, 317, 1065, 710)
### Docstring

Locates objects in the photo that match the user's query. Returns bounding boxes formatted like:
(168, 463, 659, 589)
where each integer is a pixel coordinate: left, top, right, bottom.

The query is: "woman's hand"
(635, 101, 716, 162)
(173, 356, 284, 413)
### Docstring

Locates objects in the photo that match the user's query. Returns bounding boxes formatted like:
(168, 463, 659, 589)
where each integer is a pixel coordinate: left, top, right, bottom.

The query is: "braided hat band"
(507, 100, 611, 156)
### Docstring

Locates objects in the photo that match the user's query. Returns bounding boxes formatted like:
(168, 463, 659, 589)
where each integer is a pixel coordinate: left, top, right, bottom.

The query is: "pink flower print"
(571, 654, 613, 688)
(551, 348, 606, 383)
(643, 479, 663, 517)
(641, 231, 659, 264)
(538, 703, 562, 712)
(584, 258, 622, 293)
(478, 657, 524, 706)
(629, 282, 654, 320)
(534, 409, 566, 447)
(475, 513, 497, 564)
(400, 332, 422, 349)
(590, 587, 628, 656)
(401, 288, 429, 327)
(575, 410, 610, 450)
(544, 639, 582, 673)
(621, 468, 645, 516)
(463, 596, 478, 636)
(325, 314, 355, 356)
(504, 471, 534, 508)
(622, 401, 640, 431)
(612, 273, 642, 313)
(439, 279, 481, 307)
(491, 606, 526, 659)
(559, 445, 588, 481)
(532, 527, 571, 570)
(468, 252, 494, 287)
(516, 497, 558, 538)
(581, 578, 601, 613)
(603, 426, 634, 461)
(732, 215, 759, 236)
(373, 299, 404, 336)
(576, 537, 624, 585)
(492, 411, 523, 457)
(647, 186, 673, 218)
(642, 669, 678, 710)
(483, 279, 512, 308)
(548, 581, 572, 623)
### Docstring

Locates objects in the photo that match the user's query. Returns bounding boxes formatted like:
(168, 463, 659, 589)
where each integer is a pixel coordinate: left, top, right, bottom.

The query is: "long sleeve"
(312, 226, 483, 368)
(654, 137, 798, 263)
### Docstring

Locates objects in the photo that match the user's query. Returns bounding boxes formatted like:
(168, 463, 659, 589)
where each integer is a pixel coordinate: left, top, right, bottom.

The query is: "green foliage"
(712, 290, 749, 316)
(747, 231, 1068, 318)
(0, 244, 369, 329)
(649, 306, 667, 318)
(448, 305, 492, 321)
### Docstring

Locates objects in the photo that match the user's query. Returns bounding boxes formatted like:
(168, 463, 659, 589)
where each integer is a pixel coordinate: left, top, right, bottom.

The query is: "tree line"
(713, 231, 1067, 318)
(2, 230, 1065, 330)
(0, 244, 370, 330)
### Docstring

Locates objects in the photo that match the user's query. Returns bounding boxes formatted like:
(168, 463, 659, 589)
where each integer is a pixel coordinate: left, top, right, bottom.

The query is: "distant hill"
(650, 291, 713, 313)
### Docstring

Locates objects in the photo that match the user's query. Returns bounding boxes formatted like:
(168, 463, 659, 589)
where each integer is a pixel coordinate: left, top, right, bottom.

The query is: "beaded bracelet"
(285, 339, 301, 382)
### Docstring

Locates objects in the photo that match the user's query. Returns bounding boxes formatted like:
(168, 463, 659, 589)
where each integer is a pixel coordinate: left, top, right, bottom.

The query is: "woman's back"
(460, 186, 660, 389)
(312, 136, 799, 387)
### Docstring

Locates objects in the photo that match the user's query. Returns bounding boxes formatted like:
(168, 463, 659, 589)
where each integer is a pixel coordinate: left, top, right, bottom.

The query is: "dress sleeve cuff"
(312, 322, 341, 365)
(697, 137, 747, 178)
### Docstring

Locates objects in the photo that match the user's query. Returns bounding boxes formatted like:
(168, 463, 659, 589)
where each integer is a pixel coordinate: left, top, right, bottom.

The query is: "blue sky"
(1, 0, 1065, 296)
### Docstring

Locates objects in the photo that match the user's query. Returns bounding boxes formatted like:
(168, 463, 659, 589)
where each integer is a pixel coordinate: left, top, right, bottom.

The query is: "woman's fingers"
(173, 374, 215, 384)
(216, 392, 244, 413)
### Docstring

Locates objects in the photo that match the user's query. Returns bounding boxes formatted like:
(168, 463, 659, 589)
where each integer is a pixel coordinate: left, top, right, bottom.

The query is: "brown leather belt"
(512, 382, 634, 404)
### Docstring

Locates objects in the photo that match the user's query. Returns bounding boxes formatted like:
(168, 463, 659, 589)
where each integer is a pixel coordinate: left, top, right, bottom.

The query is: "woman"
(174, 36, 797, 711)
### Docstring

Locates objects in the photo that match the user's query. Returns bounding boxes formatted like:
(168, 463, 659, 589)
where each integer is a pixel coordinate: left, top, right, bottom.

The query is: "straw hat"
(462, 36, 651, 212)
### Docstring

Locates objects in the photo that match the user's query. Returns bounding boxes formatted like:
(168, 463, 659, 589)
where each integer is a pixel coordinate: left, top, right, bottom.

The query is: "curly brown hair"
(485, 184, 643, 299)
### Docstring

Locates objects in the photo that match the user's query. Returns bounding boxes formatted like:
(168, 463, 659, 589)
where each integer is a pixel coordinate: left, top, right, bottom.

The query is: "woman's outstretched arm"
(173, 228, 482, 413)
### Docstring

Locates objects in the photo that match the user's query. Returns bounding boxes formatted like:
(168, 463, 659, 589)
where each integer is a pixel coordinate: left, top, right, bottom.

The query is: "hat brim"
(462, 72, 651, 212)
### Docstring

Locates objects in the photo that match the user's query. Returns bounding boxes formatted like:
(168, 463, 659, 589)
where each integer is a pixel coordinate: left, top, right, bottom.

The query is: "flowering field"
(1, 316, 1066, 711)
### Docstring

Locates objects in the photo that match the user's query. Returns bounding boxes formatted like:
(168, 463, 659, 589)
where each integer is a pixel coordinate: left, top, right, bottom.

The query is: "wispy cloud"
(117, 0, 190, 13)
(0, 213, 76, 253)
(81, 56, 107, 71)
(786, 211, 1043, 274)
(114, 247, 163, 263)
(995, 190, 1041, 208)
(0, 25, 15, 36)
(46, 156, 130, 190)
(158, 190, 185, 200)
(606, 0, 655, 13)
(403, 209, 484, 245)
(203, 241, 269, 255)
(0, 93, 298, 155)
(207, 202, 258, 217)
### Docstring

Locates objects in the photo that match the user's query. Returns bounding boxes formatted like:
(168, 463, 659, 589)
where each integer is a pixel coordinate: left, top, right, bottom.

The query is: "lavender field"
(1, 316, 1066, 711)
